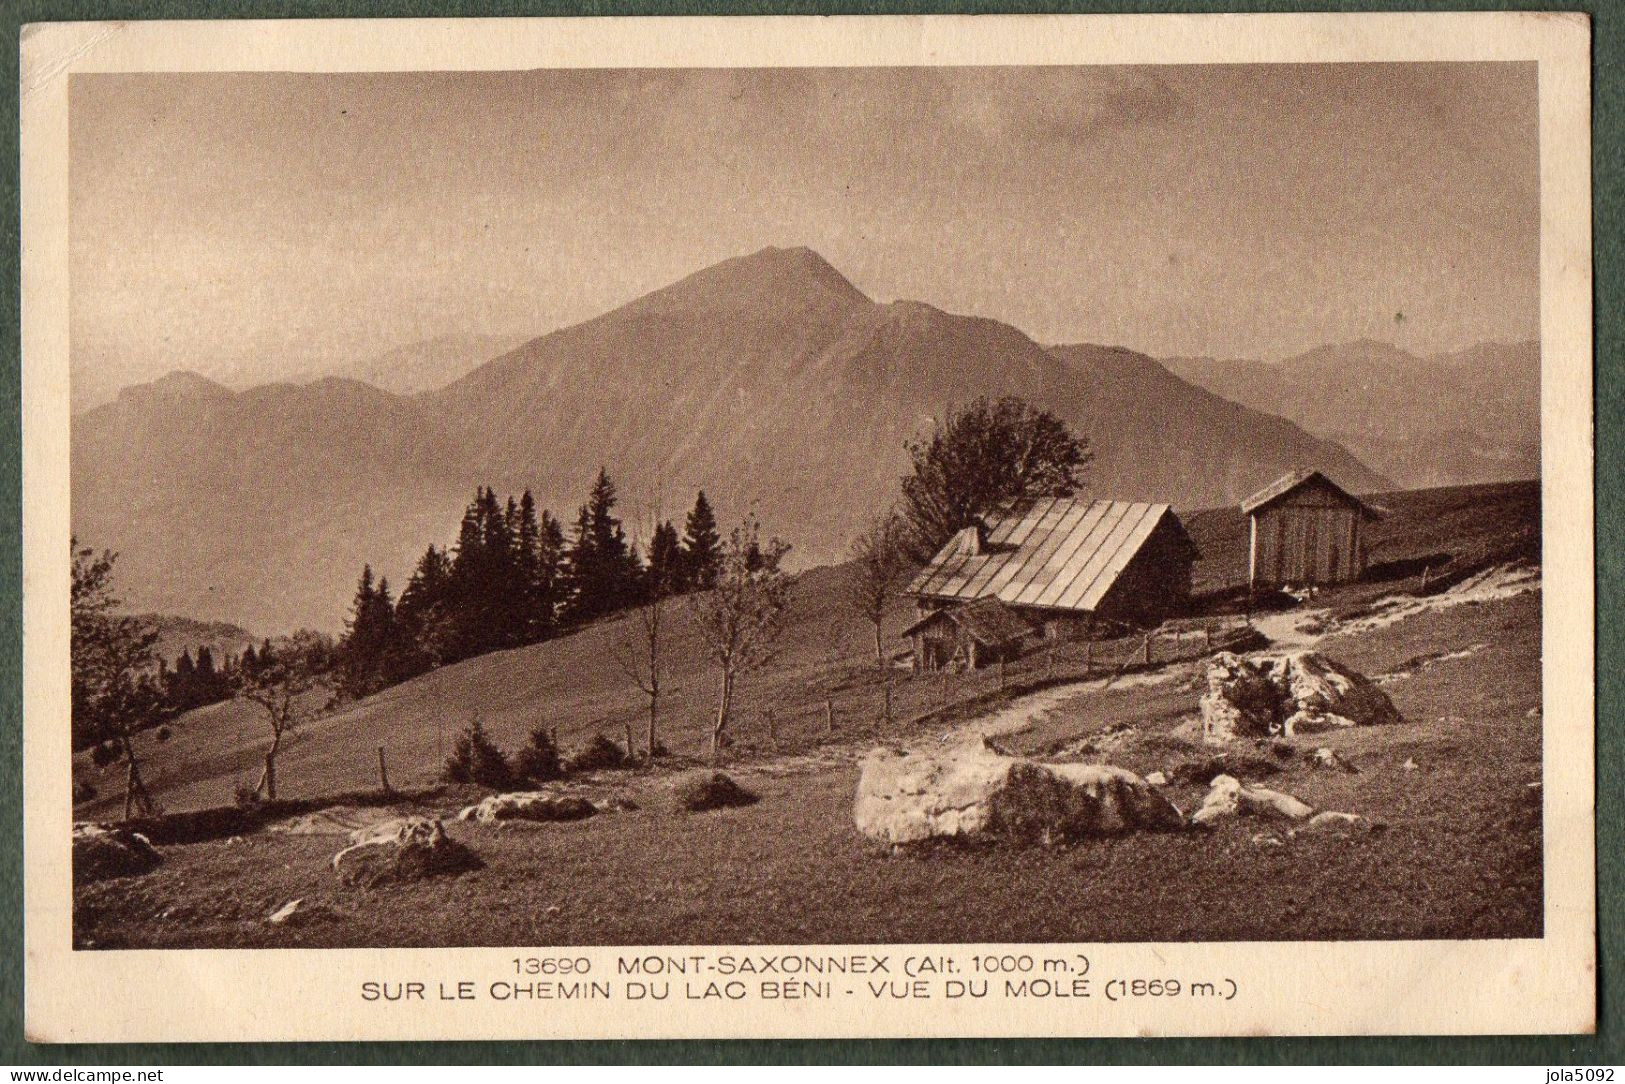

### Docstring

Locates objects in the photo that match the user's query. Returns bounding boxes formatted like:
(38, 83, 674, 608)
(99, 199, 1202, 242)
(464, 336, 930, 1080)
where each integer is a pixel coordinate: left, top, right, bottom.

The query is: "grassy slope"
(75, 479, 1540, 820)
(75, 589, 1542, 947)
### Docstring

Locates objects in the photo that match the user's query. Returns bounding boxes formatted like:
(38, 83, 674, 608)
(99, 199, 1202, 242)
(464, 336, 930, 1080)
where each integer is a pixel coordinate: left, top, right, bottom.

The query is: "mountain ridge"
(76, 246, 1401, 633)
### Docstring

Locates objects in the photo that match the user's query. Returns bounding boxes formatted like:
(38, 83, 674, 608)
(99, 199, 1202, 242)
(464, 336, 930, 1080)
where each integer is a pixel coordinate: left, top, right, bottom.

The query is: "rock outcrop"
(854, 746, 1184, 846)
(1201, 650, 1401, 745)
(73, 823, 161, 883)
(332, 816, 480, 887)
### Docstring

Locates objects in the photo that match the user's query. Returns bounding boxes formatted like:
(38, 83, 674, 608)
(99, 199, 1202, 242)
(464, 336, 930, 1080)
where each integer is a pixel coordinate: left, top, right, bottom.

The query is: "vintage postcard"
(20, 12, 1594, 1041)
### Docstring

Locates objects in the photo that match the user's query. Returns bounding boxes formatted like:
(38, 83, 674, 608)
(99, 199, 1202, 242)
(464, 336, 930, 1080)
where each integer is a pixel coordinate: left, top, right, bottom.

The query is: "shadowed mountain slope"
(73, 246, 1386, 632)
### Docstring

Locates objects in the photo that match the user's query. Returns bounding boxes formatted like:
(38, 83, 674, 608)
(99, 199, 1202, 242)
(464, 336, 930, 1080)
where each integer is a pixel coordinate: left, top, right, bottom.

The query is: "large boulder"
(457, 792, 597, 824)
(332, 816, 480, 887)
(1200, 650, 1401, 745)
(854, 746, 1184, 846)
(73, 823, 161, 883)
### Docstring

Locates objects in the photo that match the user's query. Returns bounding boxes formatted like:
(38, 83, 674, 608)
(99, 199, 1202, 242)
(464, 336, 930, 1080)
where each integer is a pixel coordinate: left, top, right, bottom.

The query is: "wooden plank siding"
(1248, 477, 1366, 587)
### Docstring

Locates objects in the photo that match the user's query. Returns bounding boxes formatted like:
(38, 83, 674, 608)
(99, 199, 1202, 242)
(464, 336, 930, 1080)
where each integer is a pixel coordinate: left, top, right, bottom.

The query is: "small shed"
(1243, 469, 1378, 589)
(900, 597, 1035, 672)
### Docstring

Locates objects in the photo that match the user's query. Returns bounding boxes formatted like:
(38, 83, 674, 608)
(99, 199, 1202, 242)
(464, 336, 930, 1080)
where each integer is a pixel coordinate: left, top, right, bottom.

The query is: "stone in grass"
(458, 793, 597, 824)
(266, 898, 337, 927)
(1310, 747, 1360, 773)
(73, 823, 161, 884)
(1302, 811, 1373, 832)
(1189, 774, 1315, 827)
(854, 746, 1184, 847)
(332, 817, 481, 888)
(672, 771, 760, 813)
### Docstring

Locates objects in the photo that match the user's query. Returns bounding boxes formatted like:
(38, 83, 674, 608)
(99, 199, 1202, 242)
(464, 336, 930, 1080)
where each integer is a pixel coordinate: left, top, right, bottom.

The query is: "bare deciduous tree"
(614, 495, 682, 761)
(71, 539, 164, 819)
(690, 516, 792, 763)
(843, 510, 913, 667)
(614, 578, 671, 763)
(235, 629, 336, 800)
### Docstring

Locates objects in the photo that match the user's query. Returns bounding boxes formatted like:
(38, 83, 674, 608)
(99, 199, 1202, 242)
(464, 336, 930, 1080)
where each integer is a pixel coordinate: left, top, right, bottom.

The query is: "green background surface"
(0, 0, 1615, 1064)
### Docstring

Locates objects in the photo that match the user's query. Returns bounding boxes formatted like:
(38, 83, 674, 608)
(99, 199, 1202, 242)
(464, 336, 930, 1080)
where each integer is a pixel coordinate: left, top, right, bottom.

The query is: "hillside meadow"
(73, 479, 1539, 821)
(74, 584, 1543, 947)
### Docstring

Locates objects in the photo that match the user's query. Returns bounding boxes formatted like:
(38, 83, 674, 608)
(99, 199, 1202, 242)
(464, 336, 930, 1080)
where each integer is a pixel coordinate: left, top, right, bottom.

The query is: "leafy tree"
(233, 629, 337, 801)
(71, 540, 164, 818)
(680, 490, 723, 590)
(899, 396, 1090, 559)
(844, 510, 913, 666)
(690, 516, 793, 762)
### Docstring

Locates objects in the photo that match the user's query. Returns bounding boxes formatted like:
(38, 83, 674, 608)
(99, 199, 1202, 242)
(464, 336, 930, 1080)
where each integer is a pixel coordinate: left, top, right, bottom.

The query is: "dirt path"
(1249, 562, 1539, 649)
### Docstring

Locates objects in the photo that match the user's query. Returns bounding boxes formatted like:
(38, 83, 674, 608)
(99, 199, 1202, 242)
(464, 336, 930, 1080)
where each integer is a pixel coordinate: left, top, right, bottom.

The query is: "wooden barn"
(1243, 469, 1378, 589)
(905, 497, 1198, 666)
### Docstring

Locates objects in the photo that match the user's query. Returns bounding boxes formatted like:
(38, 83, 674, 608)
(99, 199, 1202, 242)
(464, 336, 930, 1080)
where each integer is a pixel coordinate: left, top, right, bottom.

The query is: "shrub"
(512, 726, 564, 784)
(442, 719, 512, 789)
(90, 741, 121, 768)
(672, 771, 759, 812)
(568, 733, 628, 773)
(72, 780, 98, 804)
(155, 725, 172, 743)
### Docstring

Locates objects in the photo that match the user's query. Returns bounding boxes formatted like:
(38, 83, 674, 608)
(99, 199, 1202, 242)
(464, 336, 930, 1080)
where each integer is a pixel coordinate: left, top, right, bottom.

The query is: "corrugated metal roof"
(906, 497, 1178, 614)
(900, 597, 1035, 644)
(1241, 469, 1377, 518)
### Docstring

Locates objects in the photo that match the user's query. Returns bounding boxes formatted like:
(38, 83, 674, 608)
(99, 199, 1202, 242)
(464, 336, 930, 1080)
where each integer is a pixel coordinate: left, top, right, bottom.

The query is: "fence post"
(1143, 635, 1152, 665)
(1084, 638, 1092, 677)
(376, 746, 391, 795)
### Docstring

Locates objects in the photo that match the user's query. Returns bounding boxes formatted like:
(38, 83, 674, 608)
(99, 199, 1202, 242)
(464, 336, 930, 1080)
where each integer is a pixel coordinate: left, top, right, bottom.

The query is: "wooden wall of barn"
(1095, 518, 1196, 626)
(1248, 480, 1365, 587)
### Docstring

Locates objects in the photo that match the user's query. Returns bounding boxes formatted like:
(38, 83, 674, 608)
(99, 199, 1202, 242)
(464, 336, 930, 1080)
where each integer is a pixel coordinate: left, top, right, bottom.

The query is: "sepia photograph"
(20, 12, 1595, 1042)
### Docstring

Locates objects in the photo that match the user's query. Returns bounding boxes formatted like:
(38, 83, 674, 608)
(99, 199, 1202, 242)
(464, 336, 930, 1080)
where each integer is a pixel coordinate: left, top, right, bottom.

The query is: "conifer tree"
(338, 564, 396, 699)
(563, 468, 642, 623)
(535, 509, 566, 637)
(681, 490, 723, 590)
(646, 520, 683, 599)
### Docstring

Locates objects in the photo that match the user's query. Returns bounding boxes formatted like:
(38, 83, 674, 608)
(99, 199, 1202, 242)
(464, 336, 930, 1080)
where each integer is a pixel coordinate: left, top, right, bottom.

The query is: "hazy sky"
(71, 63, 1539, 403)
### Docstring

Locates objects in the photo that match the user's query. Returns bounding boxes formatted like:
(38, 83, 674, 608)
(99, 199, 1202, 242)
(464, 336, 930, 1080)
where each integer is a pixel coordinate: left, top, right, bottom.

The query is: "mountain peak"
(619, 245, 870, 318)
(118, 370, 233, 403)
